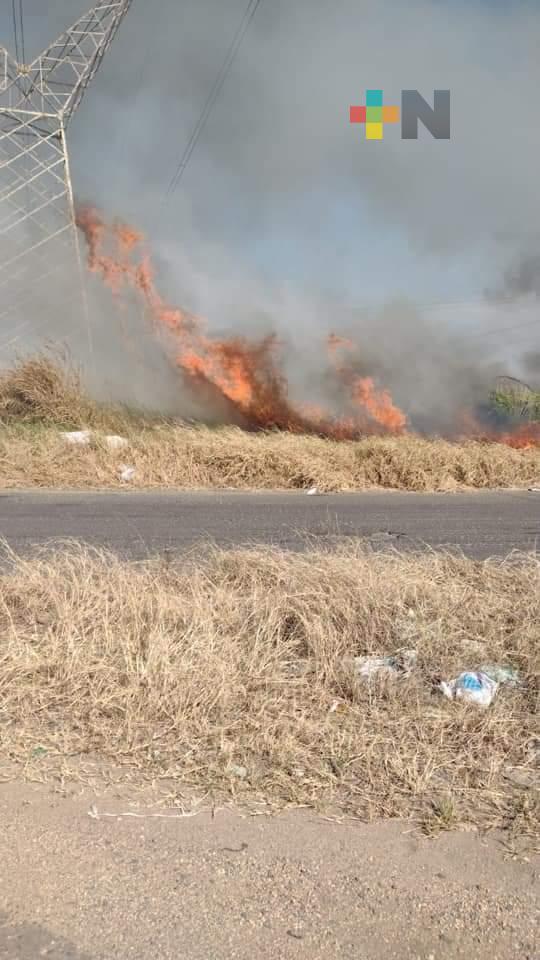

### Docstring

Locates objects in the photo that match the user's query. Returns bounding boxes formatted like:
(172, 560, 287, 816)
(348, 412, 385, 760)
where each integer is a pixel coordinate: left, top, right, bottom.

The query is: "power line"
(350, 297, 538, 339)
(18, 0, 26, 64)
(454, 316, 539, 342)
(167, 0, 264, 195)
(11, 0, 20, 62)
(422, 294, 539, 310)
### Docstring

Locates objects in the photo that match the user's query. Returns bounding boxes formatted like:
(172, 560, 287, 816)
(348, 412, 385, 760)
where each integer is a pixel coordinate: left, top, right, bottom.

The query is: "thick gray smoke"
(496, 256, 540, 300)
(1, 0, 539, 424)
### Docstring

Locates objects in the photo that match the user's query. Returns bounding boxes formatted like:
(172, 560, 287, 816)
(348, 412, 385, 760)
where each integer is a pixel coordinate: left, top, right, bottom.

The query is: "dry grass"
(0, 352, 154, 433)
(0, 541, 538, 832)
(0, 353, 97, 427)
(0, 354, 539, 491)
(1, 422, 539, 492)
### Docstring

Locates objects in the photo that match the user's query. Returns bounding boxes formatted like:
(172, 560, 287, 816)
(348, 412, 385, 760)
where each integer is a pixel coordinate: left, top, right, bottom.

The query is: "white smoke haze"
(0, 0, 539, 424)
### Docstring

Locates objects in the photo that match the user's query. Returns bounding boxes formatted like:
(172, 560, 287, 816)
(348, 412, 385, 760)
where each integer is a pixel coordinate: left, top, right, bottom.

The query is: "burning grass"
(76, 207, 540, 447)
(0, 541, 538, 833)
(76, 208, 410, 438)
(0, 355, 539, 491)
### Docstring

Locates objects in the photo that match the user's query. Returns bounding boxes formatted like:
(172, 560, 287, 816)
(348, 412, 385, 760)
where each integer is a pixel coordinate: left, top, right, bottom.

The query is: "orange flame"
(453, 410, 540, 449)
(75, 207, 538, 447)
(500, 426, 540, 449)
(76, 206, 409, 436)
(326, 334, 407, 432)
(352, 377, 408, 432)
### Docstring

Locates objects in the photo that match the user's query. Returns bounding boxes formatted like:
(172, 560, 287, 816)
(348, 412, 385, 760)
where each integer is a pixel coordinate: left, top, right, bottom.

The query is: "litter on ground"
(119, 465, 136, 482)
(439, 664, 520, 707)
(229, 764, 248, 780)
(60, 430, 92, 445)
(104, 434, 128, 450)
(351, 648, 417, 679)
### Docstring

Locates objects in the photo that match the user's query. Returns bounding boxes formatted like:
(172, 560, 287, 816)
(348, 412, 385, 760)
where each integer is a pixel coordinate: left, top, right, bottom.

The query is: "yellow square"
(366, 122, 383, 140)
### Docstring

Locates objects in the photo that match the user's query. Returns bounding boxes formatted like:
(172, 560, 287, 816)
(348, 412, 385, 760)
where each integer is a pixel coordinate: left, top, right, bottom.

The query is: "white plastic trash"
(119, 465, 136, 482)
(440, 671, 499, 708)
(230, 764, 248, 780)
(61, 430, 92, 445)
(440, 663, 520, 707)
(352, 649, 417, 680)
(354, 656, 395, 679)
(104, 435, 128, 450)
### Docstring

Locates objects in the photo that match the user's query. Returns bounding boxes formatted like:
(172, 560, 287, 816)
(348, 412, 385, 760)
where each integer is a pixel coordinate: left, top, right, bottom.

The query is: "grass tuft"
(0, 541, 538, 832)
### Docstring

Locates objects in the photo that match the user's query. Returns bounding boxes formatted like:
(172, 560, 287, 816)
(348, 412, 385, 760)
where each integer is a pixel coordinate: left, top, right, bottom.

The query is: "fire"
(75, 206, 538, 447)
(352, 377, 408, 432)
(326, 334, 407, 432)
(76, 206, 407, 437)
(456, 411, 540, 449)
(501, 428, 540, 449)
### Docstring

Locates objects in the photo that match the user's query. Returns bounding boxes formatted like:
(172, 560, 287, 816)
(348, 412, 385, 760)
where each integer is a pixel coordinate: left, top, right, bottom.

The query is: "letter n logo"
(401, 90, 450, 139)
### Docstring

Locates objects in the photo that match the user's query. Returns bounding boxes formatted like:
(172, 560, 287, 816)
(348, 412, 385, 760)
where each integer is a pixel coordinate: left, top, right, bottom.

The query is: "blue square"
(366, 89, 383, 107)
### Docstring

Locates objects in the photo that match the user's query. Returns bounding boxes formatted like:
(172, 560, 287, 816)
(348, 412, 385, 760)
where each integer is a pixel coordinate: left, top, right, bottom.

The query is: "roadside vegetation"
(0, 540, 537, 837)
(0, 355, 539, 491)
(491, 385, 540, 422)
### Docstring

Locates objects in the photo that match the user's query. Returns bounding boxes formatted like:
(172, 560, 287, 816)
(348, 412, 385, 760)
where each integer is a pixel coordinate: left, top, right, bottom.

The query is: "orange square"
(382, 105, 400, 124)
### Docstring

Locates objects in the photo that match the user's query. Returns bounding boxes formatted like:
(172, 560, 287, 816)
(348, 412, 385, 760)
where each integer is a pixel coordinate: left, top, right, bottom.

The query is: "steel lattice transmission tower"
(0, 0, 133, 354)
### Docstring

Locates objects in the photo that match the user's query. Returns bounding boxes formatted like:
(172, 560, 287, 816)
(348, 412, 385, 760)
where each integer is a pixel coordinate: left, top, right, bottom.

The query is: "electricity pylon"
(0, 0, 133, 356)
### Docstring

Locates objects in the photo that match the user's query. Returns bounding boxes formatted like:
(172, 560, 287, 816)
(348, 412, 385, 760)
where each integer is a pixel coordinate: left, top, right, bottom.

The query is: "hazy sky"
(0, 0, 539, 396)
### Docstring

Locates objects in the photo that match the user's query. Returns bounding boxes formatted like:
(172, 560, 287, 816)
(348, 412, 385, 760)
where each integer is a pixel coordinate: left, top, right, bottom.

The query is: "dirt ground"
(0, 782, 537, 960)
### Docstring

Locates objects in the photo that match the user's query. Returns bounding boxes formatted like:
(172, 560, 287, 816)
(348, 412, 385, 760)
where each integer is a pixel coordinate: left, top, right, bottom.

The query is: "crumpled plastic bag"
(104, 435, 128, 450)
(352, 648, 417, 680)
(119, 465, 136, 482)
(440, 671, 499, 707)
(60, 430, 92, 445)
(439, 664, 519, 707)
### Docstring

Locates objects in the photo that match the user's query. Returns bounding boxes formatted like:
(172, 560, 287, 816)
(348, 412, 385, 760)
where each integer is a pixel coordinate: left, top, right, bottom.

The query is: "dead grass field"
(0, 355, 539, 491)
(0, 541, 538, 835)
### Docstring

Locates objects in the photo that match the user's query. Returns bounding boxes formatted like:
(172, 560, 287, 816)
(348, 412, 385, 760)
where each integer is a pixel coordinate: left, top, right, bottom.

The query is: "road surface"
(0, 489, 538, 559)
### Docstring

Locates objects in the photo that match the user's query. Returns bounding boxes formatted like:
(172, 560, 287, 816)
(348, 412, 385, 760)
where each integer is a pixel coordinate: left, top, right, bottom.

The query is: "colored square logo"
(349, 105, 366, 123)
(366, 106, 382, 122)
(349, 89, 450, 140)
(366, 89, 383, 107)
(349, 90, 400, 140)
(382, 105, 399, 123)
(365, 122, 383, 140)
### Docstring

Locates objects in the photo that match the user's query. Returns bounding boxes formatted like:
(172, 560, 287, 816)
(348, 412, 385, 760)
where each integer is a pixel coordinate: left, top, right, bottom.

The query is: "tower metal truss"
(0, 1, 133, 355)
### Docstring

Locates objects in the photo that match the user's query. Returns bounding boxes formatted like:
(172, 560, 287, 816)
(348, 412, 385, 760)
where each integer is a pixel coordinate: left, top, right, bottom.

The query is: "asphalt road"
(0, 489, 538, 559)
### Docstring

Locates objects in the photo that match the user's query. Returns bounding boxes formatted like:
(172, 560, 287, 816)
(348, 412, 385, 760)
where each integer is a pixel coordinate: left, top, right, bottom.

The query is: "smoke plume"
(0, 0, 539, 424)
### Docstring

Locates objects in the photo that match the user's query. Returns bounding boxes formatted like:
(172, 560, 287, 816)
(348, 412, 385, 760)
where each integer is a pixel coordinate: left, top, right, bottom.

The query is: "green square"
(366, 106, 382, 122)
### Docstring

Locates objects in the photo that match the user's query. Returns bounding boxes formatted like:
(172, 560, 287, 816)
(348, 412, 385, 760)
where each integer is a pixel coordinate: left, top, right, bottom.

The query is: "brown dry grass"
(0, 354, 539, 491)
(0, 541, 538, 833)
(0, 352, 98, 428)
(1, 421, 539, 492)
(0, 352, 156, 433)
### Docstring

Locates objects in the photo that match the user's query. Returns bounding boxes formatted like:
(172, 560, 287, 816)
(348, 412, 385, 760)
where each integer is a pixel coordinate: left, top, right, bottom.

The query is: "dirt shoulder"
(0, 781, 537, 960)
